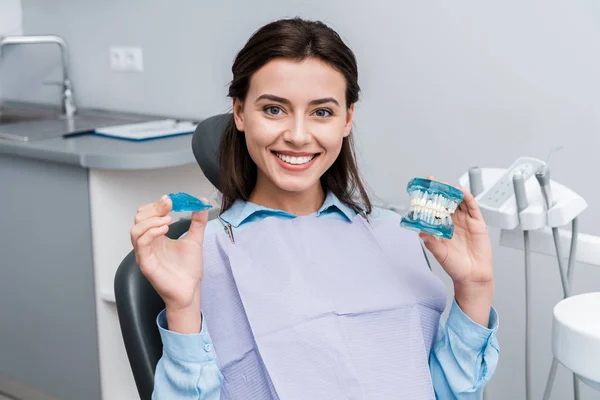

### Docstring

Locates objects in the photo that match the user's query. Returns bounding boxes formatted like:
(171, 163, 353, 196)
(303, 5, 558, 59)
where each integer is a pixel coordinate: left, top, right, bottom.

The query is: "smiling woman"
(230, 58, 356, 213)
(217, 20, 370, 215)
(130, 17, 500, 400)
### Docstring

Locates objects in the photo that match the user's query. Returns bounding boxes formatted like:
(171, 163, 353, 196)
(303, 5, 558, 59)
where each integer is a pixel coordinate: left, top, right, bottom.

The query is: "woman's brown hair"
(218, 18, 372, 215)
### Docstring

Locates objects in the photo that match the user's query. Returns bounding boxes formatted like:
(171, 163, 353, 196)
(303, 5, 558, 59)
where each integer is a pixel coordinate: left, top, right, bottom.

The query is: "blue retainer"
(400, 178, 464, 239)
(168, 192, 213, 212)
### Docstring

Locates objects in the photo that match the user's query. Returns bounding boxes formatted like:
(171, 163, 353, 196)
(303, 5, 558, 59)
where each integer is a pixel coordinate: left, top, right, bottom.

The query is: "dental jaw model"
(400, 178, 464, 239)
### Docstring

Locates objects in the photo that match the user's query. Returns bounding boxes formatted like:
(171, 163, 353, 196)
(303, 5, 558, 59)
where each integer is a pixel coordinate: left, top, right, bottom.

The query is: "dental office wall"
(0, 0, 22, 100)
(0, 1, 22, 35)
(3, 0, 600, 399)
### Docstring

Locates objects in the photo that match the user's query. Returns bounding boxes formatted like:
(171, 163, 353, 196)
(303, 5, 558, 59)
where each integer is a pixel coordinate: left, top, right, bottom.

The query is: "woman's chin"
(270, 173, 321, 194)
(276, 182, 318, 193)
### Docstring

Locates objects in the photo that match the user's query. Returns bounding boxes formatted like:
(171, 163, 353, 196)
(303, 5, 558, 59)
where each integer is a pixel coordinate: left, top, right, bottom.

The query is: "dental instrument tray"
(400, 178, 464, 239)
(92, 119, 197, 141)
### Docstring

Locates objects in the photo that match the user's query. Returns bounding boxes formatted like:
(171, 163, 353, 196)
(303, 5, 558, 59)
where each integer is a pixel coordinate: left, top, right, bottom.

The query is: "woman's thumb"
(186, 209, 209, 244)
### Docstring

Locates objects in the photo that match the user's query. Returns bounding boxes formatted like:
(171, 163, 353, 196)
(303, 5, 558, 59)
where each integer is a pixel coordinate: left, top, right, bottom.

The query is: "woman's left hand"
(419, 176, 494, 285)
(420, 176, 495, 326)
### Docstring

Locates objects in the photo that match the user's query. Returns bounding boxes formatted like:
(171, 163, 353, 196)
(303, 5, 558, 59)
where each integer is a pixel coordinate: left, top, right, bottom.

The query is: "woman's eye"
(314, 109, 332, 118)
(264, 106, 283, 116)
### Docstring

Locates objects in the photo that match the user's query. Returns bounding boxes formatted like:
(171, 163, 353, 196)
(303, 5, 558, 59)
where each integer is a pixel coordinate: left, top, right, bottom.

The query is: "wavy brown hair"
(218, 18, 372, 215)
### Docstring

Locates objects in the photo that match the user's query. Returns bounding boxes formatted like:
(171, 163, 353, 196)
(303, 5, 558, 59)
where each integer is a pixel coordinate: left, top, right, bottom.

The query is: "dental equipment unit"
(459, 156, 600, 400)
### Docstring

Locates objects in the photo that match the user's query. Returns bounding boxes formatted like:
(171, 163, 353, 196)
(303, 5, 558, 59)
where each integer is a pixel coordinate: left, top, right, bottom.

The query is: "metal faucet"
(0, 35, 76, 117)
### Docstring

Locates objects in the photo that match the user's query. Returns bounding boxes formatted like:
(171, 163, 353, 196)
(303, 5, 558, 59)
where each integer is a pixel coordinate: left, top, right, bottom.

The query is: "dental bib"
(200, 210, 447, 399)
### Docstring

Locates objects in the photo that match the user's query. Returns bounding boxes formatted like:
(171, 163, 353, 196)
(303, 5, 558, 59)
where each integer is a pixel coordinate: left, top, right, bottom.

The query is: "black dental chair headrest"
(191, 113, 232, 190)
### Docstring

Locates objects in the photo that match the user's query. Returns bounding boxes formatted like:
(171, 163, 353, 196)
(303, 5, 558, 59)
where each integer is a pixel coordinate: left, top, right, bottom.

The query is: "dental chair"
(114, 113, 231, 400)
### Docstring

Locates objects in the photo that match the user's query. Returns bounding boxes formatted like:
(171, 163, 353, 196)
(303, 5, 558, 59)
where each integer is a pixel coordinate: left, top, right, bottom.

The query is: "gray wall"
(4, 0, 600, 399)
(0, 1, 22, 35)
(0, 0, 22, 101)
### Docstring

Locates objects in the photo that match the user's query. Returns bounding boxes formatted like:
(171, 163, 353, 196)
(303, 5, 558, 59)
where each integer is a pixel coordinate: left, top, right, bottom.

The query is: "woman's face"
(233, 58, 354, 195)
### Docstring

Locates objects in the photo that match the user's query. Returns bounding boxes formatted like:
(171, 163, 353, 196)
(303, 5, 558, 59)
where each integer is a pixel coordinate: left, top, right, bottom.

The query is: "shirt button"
(204, 343, 212, 352)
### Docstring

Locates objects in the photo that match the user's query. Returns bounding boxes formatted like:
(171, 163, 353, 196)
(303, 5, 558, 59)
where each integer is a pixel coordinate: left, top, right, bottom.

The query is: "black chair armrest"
(114, 218, 191, 400)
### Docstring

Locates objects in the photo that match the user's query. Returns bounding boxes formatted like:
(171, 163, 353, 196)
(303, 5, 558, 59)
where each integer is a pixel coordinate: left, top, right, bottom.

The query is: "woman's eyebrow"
(308, 97, 339, 107)
(255, 94, 340, 107)
(255, 94, 290, 105)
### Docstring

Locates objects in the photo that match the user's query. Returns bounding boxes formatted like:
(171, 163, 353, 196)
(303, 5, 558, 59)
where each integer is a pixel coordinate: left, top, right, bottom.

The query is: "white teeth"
(275, 152, 316, 165)
(448, 201, 458, 213)
(408, 190, 456, 225)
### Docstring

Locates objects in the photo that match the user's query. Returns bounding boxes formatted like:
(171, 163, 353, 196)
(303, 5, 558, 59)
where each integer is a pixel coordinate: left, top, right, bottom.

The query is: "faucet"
(0, 35, 76, 117)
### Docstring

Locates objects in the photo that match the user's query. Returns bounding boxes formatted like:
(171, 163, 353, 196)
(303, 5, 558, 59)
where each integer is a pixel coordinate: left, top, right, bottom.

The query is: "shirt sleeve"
(429, 299, 500, 399)
(152, 309, 223, 400)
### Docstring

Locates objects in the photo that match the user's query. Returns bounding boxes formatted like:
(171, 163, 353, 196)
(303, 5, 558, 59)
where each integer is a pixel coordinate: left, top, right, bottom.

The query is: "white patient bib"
(200, 212, 447, 399)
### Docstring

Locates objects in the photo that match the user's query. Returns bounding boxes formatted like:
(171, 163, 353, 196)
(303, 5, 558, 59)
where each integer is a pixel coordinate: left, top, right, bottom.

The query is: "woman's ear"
(343, 103, 355, 137)
(233, 99, 245, 132)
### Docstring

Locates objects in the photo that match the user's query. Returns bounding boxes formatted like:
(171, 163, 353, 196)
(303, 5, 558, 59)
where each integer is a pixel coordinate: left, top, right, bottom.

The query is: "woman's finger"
(136, 202, 154, 214)
(135, 196, 172, 223)
(427, 175, 460, 190)
(419, 232, 449, 264)
(186, 198, 210, 245)
(426, 175, 482, 220)
(131, 215, 172, 245)
(136, 225, 169, 265)
(138, 225, 170, 247)
(458, 187, 484, 220)
(134, 202, 157, 222)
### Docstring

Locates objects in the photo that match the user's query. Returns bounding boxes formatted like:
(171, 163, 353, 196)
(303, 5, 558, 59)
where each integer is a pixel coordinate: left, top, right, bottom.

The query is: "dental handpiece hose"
(469, 166, 490, 400)
(512, 171, 532, 400)
(536, 166, 570, 298)
(536, 165, 580, 400)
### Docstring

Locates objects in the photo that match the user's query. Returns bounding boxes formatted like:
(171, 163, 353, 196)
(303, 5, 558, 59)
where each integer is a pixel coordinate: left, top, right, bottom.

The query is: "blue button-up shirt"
(153, 192, 499, 399)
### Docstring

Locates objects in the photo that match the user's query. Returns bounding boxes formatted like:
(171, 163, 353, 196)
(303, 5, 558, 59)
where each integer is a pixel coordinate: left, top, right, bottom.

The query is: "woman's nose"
(283, 117, 312, 146)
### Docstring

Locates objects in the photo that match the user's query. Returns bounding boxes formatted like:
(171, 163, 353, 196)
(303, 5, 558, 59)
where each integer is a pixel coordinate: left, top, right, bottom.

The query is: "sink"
(0, 106, 61, 124)
(0, 103, 156, 142)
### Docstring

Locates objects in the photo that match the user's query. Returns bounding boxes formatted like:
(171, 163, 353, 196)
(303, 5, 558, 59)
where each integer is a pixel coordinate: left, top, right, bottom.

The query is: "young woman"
(130, 18, 499, 399)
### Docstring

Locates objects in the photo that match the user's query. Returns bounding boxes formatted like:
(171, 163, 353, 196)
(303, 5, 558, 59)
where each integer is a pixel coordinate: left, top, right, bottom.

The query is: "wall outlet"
(109, 46, 144, 72)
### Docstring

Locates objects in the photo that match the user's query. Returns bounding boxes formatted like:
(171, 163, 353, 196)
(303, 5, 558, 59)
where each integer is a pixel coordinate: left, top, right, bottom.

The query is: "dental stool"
(552, 292, 600, 390)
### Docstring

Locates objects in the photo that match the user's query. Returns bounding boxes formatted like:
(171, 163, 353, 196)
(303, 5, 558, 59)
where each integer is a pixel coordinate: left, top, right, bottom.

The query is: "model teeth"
(275, 152, 316, 165)
(408, 190, 459, 226)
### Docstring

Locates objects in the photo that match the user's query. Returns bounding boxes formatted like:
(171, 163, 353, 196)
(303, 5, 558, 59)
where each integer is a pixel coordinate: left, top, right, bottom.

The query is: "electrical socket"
(109, 46, 144, 72)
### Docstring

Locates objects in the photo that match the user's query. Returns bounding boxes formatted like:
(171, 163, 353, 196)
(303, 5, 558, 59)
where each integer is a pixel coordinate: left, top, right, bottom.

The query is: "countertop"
(0, 104, 201, 170)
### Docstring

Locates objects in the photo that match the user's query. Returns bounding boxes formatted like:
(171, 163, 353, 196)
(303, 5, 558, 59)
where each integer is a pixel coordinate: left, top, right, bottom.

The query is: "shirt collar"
(318, 191, 356, 221)
(220, 191, 357, 228)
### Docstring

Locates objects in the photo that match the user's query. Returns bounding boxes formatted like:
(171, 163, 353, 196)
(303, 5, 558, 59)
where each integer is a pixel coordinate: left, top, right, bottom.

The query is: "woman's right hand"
(130, 195, 209, 326)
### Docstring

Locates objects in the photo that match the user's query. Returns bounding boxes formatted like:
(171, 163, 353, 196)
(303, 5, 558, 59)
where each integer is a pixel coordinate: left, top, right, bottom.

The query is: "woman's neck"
(249, 175, 325, 216)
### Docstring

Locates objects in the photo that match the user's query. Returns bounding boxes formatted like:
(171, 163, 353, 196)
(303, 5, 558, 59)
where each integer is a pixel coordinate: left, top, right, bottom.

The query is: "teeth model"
(400, 178, 464, 239)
